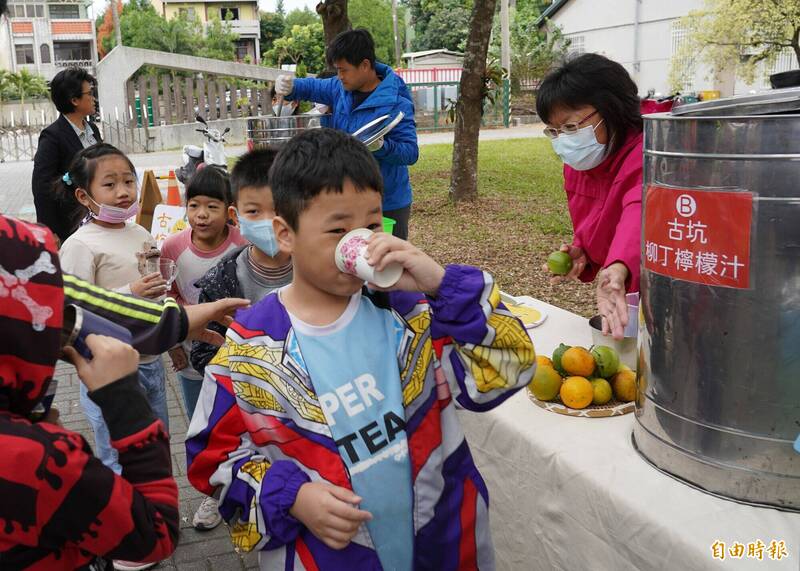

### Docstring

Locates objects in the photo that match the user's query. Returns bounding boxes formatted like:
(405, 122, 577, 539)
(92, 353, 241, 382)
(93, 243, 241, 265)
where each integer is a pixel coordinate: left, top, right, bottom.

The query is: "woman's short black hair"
(186, 166, 232, 205)
(270, 128, 382, 231)
(50, 67, 95, 115)
(326, 29, 376, 69)
(536, 53, 642, 156)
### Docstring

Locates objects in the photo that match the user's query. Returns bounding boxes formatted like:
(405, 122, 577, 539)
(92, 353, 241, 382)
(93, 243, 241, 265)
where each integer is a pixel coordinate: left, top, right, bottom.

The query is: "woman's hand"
(365, 233, 445, 296)
(542, 244, 587, 284)
(130, 272, 167, 299)
(597, 262, 630, 340)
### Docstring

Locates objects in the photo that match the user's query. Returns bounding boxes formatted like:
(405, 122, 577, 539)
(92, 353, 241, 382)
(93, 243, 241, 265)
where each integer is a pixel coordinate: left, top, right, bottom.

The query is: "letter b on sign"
(676, 194, 697, 217)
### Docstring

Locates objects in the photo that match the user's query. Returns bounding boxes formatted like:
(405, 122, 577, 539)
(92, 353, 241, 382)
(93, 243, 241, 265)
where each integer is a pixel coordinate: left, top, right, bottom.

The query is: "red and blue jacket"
(186, 265, 536, 570)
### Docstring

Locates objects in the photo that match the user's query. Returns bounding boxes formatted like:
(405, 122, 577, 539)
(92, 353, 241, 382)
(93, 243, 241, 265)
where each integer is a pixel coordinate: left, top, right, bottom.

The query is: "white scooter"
(176, 115, 230, 184)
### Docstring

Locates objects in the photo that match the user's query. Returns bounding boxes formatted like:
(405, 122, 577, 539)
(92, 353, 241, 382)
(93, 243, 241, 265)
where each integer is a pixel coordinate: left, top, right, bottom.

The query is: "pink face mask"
(86, 195, 139, 223)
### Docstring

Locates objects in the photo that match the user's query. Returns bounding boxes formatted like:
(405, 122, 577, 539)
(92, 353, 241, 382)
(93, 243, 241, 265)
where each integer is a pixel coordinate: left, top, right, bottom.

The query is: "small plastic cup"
(335, 228, 403, 288)
(624, 292, 639, 338)
(382, 216, 396, 235)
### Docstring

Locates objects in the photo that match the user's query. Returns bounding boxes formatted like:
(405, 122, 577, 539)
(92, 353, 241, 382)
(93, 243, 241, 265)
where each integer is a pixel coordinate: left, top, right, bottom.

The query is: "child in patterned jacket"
(186, 128, 536, 571)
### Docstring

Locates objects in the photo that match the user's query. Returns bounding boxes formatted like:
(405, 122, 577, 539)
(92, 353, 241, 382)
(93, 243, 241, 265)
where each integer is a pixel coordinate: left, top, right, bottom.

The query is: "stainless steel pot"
(633, 88, 800, 512)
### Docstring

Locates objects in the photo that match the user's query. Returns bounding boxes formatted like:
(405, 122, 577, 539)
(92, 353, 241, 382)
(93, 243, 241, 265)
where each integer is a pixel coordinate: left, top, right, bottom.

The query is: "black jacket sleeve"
(31, 127, 67, 240)
(62, 273, 188, 355)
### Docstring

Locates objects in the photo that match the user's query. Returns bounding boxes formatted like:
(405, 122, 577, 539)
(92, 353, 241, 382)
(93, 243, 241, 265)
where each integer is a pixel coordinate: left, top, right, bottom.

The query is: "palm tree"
(0, 70, 12, 113)
(9, 69, 49, 109)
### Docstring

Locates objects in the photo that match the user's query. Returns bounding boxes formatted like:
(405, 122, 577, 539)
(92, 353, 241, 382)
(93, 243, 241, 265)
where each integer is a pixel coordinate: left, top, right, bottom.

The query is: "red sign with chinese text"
(644, 185, 753, 289)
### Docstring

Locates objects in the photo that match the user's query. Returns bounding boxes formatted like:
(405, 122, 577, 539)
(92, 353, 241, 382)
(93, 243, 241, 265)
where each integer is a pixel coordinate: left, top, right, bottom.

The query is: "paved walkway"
(53, 359, 259, 570)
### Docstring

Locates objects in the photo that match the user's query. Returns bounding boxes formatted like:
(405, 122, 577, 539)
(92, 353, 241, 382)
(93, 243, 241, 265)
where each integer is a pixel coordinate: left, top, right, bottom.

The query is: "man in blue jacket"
(275, 29, 419, 239)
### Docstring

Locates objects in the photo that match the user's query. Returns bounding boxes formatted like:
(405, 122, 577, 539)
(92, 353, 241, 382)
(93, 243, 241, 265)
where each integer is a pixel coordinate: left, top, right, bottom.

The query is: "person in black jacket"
(32, 67, 102, 243)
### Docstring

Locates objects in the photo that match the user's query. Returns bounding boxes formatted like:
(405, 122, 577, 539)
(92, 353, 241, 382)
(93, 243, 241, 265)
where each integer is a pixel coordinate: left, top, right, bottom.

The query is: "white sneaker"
(113, 560, 158, 571)
(192, 495, 222, 530)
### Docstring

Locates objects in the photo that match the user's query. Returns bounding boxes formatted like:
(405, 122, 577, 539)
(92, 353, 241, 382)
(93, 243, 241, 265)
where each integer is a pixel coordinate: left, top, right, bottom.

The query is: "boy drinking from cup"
(186, 129, 536, 570)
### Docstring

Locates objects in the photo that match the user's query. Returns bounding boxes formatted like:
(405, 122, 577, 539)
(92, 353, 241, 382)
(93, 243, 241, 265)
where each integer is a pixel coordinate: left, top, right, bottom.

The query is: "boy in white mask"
(190, 148, 292, 376)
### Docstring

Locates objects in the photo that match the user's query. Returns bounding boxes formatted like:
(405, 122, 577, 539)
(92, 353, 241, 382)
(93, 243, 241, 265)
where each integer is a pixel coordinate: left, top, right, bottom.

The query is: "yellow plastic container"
(699, 90, 721, 101)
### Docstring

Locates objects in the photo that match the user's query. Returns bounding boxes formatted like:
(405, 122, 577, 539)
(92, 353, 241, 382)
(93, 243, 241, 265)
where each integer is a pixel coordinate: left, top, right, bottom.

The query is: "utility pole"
(110, 0, 122, 48)
(500, 0, 510, 75)
(391, 0, 402, 67)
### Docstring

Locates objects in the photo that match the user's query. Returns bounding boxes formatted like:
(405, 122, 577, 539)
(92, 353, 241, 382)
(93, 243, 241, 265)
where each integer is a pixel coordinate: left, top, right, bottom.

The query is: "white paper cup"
(624, 292, 639, 338)
(335, 228, 403, 288)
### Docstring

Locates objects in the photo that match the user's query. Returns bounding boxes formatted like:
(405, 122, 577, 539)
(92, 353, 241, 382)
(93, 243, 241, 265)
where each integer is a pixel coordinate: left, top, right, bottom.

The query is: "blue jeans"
(80, 359, 169, 473)
(179, 373, 203, 421)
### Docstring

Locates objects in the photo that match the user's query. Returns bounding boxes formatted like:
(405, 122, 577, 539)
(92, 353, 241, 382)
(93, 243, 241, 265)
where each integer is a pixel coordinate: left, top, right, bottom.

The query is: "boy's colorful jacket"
(186, 265, 536, 570)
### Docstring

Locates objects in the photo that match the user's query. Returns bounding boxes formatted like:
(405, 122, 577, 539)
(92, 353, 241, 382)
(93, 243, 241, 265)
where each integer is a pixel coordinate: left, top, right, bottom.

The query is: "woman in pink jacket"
(537, 53, 643, 339)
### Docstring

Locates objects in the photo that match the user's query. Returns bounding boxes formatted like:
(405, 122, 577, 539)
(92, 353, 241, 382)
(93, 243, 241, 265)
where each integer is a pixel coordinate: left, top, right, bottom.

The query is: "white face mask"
(550, 120, 607, 171)
(272, 104, 295, 117)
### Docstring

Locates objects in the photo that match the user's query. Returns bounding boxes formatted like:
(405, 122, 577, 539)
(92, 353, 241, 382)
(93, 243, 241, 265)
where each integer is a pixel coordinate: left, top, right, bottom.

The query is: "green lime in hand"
(547, 251, 573, 275)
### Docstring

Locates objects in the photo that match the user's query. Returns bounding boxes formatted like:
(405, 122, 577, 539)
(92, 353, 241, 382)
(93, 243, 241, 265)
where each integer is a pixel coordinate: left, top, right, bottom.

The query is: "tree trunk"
(792, 27, 800, 67)
(391, 0, 402, 66)
(449, 0, 498, 202)
(316, 0, 351, 49)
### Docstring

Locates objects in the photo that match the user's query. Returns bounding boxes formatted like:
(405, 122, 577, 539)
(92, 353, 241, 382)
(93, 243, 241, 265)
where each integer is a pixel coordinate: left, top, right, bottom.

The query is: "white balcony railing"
(54, 59, 95, 69)
(226, 19, 259, 36)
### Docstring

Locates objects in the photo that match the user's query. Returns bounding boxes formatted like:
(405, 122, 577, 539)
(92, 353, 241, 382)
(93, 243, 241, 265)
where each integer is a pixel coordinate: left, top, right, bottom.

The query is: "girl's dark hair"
(186, 166, 232, 204)
(50, 67, 95, 115)
(55, 143, 136, 231)
(536, 53, 643, 156)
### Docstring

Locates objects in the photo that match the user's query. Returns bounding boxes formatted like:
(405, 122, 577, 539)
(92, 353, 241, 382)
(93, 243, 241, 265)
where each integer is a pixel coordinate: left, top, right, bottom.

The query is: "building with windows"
(537, 0, 797, 96)
(0, 0, 98, 81)
(149, 0, 260, 63)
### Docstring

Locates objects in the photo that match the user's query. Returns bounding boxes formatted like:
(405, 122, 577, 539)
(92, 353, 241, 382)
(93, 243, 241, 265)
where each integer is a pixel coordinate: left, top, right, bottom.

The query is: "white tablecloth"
(459, 298, 800, 570)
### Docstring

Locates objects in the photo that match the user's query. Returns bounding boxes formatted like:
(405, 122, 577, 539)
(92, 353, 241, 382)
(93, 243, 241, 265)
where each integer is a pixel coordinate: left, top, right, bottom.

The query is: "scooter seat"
(184, 145, 203, 158)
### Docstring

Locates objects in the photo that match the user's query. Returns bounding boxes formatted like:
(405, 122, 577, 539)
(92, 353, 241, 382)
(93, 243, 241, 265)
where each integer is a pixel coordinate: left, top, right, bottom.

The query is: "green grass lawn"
(408, 138, 596, 317)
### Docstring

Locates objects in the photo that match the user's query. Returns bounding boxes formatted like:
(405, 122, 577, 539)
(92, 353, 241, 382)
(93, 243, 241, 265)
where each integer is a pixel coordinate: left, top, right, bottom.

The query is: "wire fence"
(0, 119, 153, 163)
(407, 79, 510, 131)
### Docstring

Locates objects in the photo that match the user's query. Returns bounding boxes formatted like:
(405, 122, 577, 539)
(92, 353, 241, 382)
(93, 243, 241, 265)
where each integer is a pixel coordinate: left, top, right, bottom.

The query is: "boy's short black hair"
(50, 67, 95, 114)
(536, 53, 643, 157)
(186, 166, 232, 204)
(270, 128, 382, 231)
(326, 29, 376, 69)
(229, 147, 280, 204)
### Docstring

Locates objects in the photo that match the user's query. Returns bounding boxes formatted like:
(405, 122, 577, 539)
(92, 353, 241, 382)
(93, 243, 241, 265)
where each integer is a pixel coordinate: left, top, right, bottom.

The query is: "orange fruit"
(528, 365, 563, 401)
(547, 251, 573, 275)
(536, 355, 554, 368)
(611, 369, 637, 402)
(590, 378, 613, 405)
(559, 376, 594, 409)
(590, 345, 620, 378)
(552, 343, 571, 376)
(561, 346, 596, 377)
